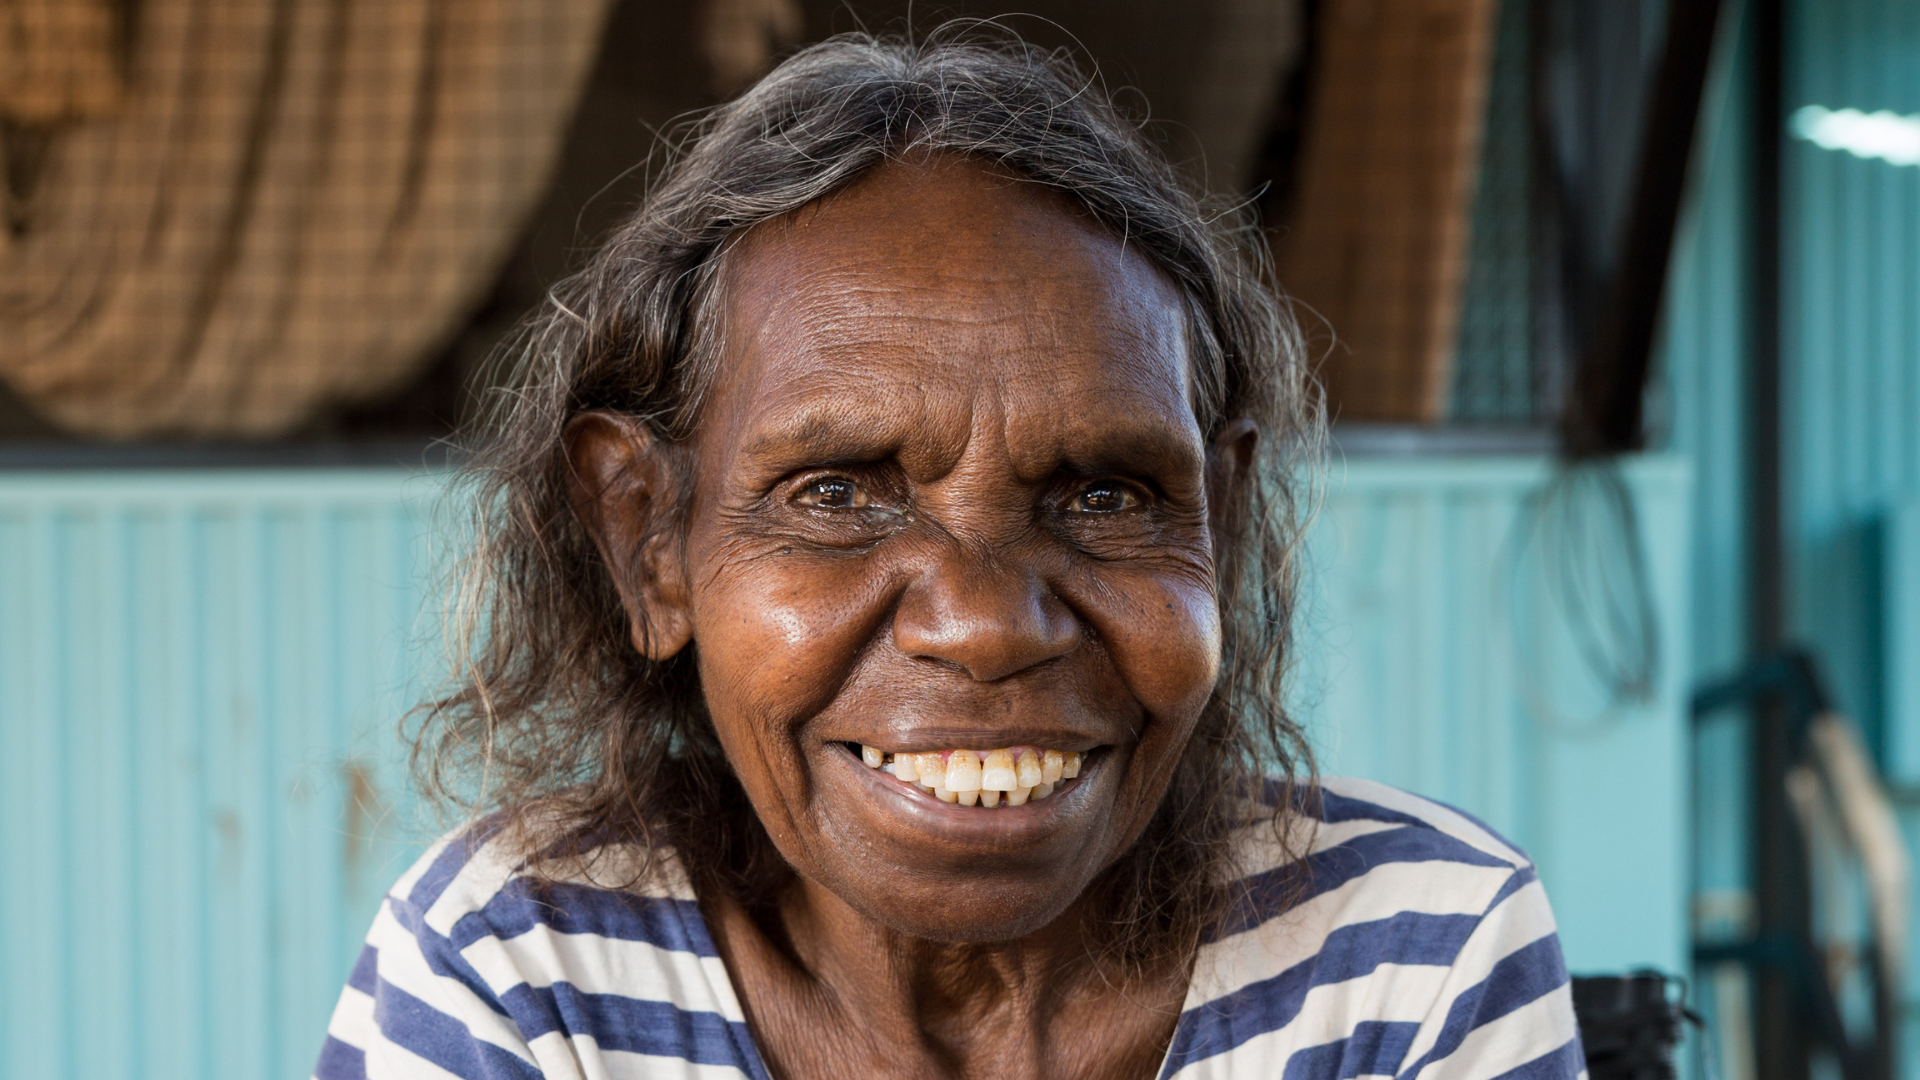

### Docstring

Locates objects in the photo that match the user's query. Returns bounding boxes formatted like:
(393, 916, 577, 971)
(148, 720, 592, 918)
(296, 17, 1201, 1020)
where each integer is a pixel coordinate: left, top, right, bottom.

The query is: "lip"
(825, 728, 1107, 756)
(821, 740, 1105, 849)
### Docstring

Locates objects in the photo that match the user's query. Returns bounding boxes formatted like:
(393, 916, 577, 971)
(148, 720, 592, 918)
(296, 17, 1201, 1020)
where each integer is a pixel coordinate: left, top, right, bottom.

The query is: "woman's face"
(583, 159, 1242, 942)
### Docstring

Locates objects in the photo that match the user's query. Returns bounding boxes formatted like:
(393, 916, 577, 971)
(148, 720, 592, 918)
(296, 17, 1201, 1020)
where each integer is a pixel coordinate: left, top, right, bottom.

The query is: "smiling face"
(575, 158, 1242, 943)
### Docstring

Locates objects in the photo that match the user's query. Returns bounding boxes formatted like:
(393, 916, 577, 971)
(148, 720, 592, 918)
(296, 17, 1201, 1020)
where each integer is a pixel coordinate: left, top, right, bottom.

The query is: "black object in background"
(1693, 651, 1903, 1080)
(1572, 971, 1699, 1080)
(1531, 0, 1727, 457)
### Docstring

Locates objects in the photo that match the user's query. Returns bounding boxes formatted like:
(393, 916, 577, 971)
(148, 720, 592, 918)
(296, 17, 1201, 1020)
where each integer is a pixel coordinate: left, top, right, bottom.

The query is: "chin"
(827, 859, 1108, 944)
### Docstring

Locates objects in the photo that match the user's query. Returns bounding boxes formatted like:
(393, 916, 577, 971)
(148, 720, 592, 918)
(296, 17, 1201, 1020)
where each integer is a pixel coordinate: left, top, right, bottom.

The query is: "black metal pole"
(1559, 0, 1728, 456)
(1747, 0, 1801, 1077)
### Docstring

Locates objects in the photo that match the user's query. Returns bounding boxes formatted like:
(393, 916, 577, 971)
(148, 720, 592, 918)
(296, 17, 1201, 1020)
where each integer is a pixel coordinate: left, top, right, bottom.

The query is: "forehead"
(704, 159, 1200, 474)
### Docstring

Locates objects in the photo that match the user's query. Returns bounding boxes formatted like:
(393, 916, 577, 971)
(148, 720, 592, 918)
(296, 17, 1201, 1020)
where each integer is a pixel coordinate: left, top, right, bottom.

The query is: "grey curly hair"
(418, 23, 1322, 966)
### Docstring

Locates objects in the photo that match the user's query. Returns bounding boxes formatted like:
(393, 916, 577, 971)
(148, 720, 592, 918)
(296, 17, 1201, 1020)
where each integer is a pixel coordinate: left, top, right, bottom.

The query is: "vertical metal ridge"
(0, 471, 450, 1080)
(1307, 454, 1692, 973)
(1780, 0, 1920, 762)
(0, 461, 1694, 1074)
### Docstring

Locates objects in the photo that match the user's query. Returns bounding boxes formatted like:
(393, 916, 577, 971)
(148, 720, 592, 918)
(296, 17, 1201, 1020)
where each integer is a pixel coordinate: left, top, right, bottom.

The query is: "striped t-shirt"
(314, 776, 1585, 1079)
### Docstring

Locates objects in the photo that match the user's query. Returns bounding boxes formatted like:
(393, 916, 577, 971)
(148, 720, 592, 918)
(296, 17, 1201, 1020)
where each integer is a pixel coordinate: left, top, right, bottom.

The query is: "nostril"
(891, 557, 1079, 682)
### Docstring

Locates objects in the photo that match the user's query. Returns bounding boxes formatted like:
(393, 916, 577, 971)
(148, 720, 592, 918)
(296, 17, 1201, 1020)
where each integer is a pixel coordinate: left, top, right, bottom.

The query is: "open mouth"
(848, 743, 1084, 807)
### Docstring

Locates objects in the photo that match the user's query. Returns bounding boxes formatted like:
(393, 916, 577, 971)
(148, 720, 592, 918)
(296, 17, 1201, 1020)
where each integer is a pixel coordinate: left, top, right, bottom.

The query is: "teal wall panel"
(0, 458, 1691, 1076)
(1784, 0, 1920, 766)
(1780, 5, 1920, 1053)
(1888, 504, 1920, 1080)
(1661, 0, 1752, 690)
(0, 471, 446, 1080)
(1655, 2, 1753, 935)
(1893, 503, 1920, 783)
(1298, 454, 1694, 976)
(1659, 0, 1920, 1058)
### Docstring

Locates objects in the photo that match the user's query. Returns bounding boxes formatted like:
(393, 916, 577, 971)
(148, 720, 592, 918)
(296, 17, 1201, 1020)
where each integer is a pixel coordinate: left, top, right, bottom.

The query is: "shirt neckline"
(670, 885, 1193, 1080)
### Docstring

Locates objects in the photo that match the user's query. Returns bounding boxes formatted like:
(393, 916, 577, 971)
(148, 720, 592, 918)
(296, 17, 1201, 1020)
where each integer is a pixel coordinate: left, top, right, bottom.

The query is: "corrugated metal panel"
(1298, 453, 1693, 974)
(1892, 503, 1920, 781)
(0, 471, 446, 1080)
(1661, 4, 1752, 690)
(1655, 2, 1753, 920)
(1660, 0, 1920, 1058)
(0, 458, 1691, 1076)
(1779, 5, 1920, 1057)
(1784, 0, 1920, 765)
(1888, 503, 1920, 1055)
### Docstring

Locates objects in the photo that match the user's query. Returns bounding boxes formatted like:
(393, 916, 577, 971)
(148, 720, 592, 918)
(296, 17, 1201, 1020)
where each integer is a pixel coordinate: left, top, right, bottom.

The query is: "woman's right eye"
(793, 477, 869, 509)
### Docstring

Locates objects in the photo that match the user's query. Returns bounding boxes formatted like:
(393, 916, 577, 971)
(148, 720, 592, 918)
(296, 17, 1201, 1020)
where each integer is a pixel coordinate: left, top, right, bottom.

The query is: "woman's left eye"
(794, 477, 870, 509)
(1068, 482, 1142, 514)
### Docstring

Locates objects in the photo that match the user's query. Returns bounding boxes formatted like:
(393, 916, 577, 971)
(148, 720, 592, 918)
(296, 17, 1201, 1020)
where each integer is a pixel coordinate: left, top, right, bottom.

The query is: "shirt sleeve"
(1393, 866, 1588, 1080)
(312, 891, 549, 1080)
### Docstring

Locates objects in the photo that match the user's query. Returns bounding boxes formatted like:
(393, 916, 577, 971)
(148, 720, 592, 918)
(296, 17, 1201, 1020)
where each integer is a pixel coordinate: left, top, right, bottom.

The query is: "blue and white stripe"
(314, 777, 1584, 1080)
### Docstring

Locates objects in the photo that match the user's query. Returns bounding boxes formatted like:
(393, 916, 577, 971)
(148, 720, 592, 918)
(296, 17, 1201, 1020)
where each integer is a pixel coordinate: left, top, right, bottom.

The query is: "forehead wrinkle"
(737, 208, 1177, 344)
(710, 159, 1206, 486)
(774, 265, 1106, 352)
(774, 262, 1190, 390)
(726, 288, 1200, 487)
(991, 310, 1200, 483)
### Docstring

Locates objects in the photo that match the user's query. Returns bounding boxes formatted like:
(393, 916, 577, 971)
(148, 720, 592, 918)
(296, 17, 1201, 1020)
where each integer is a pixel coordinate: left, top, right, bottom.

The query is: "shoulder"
(315, 819, 764, 1080)
(1215, 775, 1539, 930)
(1159, 777, 1582, 1080)
(1254, 774, 1534, 876)
(385, 816, 711, 953)
(1207, 776, 1539, 938)
(1308, 775, 1532, 865)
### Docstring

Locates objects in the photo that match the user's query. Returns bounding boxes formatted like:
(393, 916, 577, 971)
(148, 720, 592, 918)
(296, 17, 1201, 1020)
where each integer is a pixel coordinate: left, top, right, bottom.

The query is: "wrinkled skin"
(568, 158, 1256, 1080)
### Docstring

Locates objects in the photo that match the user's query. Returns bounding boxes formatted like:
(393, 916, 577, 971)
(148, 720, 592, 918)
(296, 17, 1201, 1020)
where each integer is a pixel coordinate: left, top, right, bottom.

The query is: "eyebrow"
(737, 406, 911, 471)
(1052, 423, 1205, 479)
(735, 398, 1206, 493)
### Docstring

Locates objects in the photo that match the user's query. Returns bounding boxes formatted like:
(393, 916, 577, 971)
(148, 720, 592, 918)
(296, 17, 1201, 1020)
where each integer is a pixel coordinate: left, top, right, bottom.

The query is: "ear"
(564, 410, 694, 661)
(1206, 417, 1260, 515)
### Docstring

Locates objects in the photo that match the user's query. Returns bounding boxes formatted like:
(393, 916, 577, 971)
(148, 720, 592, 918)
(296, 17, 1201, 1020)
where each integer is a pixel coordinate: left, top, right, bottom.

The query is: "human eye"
(792, 476, 871, 510)
(1066, 480, 1144, 514)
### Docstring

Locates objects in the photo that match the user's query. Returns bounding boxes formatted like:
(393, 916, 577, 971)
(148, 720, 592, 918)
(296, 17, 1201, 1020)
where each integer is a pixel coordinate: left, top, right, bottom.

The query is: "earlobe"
(564, 410, 695, 661)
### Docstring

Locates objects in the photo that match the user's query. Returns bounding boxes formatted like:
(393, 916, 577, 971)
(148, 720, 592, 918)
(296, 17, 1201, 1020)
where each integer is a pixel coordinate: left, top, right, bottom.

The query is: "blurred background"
(0, 0, 1915, 1077)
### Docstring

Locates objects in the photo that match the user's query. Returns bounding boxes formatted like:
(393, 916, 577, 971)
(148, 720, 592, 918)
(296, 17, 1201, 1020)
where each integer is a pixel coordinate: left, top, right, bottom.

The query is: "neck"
(791, 874, 1104, 1020)
(702, 874, 1191, 1080)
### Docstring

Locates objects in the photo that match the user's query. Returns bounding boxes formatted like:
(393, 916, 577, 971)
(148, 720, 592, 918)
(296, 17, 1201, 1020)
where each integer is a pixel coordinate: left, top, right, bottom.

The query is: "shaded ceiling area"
(325, 0, 1304, 438)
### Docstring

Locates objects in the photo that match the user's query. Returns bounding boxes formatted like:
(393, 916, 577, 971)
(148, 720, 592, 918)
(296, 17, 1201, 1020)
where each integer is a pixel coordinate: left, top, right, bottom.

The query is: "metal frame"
(1693, 650, 1900, 1080)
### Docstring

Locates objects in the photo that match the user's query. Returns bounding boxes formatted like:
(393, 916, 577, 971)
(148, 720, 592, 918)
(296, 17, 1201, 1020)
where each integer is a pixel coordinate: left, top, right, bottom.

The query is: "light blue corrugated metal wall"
(1657, 0, 1753, 916)
(1784, 0, 1920, 771)
(1297, 454, 1693, 976)
(1782, 4, 1920, 1068)
(0, 458, 1691, 1077)
(0, 471, 446, 1080)
(1659, 0, 1920, 1064)
(1895, 502, 1920, 787)
(1662, 0, 1752, 696)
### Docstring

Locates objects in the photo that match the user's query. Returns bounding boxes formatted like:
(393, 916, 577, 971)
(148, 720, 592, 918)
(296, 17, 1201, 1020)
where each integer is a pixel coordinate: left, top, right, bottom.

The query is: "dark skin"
(568, 158, 1258, 1080)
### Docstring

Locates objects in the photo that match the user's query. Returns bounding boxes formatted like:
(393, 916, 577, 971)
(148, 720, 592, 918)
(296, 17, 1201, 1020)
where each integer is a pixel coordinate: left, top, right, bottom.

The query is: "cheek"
(1082, 566, 1222, 725)
(691, 551, 890, 740)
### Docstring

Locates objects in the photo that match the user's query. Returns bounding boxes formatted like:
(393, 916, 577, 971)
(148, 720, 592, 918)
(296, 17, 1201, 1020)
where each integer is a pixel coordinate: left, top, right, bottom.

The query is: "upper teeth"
(862, 746, 1083, 807)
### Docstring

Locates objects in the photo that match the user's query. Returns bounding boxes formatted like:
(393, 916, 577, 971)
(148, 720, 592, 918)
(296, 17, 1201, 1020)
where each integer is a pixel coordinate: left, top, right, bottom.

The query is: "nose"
(891, 543, 1080, 682)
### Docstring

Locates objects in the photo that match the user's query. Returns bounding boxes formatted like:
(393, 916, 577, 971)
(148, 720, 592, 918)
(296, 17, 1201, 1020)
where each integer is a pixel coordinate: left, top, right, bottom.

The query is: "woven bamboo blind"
(0, 0, 611, 438)
(1278, 0, 1498, 423)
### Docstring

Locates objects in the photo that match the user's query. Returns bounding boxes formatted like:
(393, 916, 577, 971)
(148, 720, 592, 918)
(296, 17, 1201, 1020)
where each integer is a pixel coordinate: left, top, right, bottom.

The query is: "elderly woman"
(315, 31, 1581, 1080)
